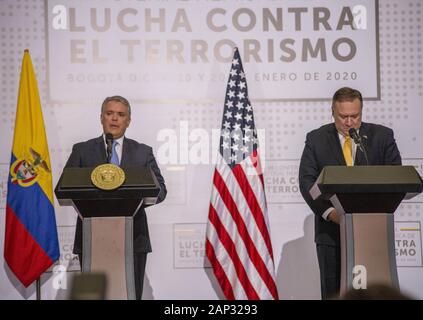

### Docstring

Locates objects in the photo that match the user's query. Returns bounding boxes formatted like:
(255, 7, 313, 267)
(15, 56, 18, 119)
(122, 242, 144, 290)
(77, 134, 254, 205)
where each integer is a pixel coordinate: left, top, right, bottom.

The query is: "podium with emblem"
(55, 166, 160, 299)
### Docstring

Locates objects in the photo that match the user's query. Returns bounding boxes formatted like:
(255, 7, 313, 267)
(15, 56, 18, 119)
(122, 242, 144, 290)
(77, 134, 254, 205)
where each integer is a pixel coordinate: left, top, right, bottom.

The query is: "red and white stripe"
(206, 152, 278, 300)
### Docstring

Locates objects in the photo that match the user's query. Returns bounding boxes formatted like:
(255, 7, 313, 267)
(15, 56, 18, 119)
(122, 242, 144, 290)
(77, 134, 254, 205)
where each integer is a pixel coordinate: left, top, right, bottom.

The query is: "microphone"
(348, 128, 369, 165)
(105, 133, 113, 163)
(348, 128, 362, 145)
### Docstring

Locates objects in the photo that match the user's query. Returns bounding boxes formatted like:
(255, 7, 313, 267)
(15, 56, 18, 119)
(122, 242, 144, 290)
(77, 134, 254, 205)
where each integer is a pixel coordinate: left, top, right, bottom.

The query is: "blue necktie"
(110, 140, 119, 166)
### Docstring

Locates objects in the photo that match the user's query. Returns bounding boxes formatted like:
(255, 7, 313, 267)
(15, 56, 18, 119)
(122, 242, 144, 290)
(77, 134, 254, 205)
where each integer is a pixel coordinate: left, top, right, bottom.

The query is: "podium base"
(82, 217, 136, 300)
(340, 213, 399, 297)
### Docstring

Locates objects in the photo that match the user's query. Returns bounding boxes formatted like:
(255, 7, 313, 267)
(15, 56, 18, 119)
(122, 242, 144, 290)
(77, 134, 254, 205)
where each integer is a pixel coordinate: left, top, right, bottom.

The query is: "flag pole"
(36, 278, 41, 300)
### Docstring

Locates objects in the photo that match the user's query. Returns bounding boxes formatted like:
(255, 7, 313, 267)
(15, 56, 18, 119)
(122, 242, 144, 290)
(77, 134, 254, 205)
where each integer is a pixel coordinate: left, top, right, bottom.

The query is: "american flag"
(206, 48, 279, 300)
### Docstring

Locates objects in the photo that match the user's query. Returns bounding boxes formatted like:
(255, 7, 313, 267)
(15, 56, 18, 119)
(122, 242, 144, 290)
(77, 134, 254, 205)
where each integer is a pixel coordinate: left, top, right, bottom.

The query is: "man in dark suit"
(64, 95, 167, 300)
(298, 87, 402, 299)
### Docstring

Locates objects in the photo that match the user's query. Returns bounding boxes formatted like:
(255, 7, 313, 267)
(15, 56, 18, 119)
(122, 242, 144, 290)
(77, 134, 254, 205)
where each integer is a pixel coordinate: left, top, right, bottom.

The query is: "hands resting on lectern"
(328, 209, 341, 225)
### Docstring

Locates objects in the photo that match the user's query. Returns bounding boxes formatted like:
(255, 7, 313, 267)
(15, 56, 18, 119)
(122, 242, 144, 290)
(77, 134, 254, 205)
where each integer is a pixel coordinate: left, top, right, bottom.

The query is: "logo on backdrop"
(46, 226, 80, 273)
(395, 221, 423, 267)
(265, 160, 303, 204)
(173, 223, 209, 269)
(47, 0, 379, 102)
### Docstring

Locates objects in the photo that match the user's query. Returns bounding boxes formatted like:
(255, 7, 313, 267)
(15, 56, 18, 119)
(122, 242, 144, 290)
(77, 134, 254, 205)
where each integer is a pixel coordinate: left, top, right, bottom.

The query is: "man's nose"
(346, 117, 352, 126)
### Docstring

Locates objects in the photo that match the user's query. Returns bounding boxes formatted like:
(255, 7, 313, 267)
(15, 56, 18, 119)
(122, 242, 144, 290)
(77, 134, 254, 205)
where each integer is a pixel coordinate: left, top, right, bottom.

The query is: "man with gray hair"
(63, 95, 167, 299)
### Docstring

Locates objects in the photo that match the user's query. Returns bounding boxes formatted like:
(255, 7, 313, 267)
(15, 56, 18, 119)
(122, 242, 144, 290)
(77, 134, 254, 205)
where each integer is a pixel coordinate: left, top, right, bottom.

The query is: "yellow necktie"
(343, 136, 353, 166)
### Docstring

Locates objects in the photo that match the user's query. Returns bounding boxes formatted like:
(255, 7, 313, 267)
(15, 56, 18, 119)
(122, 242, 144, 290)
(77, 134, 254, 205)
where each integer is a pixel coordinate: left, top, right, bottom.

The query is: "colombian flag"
(4, 50, 60, 287)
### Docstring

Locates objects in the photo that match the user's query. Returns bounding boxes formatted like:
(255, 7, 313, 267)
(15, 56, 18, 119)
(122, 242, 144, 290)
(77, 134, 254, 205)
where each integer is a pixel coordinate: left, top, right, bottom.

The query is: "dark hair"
(101, 95, 131, 117)
(332, 87, 363, 110)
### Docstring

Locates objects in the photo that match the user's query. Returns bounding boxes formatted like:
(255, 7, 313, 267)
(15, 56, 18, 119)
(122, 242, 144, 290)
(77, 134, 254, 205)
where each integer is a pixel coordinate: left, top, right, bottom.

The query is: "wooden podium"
(55, 167, 160, 299)
(310, 165, 422, 296)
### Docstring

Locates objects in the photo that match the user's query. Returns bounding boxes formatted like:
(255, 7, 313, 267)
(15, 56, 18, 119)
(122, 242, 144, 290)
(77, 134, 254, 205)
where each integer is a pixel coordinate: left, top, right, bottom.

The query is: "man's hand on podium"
(328, 209, 340, 225)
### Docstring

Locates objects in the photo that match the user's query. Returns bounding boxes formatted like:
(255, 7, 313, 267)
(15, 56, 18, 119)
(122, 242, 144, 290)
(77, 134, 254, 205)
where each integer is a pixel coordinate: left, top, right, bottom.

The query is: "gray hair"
(101, 95, 131, 117)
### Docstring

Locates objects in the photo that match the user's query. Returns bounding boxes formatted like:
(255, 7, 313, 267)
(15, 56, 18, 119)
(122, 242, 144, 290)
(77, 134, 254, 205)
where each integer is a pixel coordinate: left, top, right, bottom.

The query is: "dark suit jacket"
(299, 122, 402, 246)
(64, 136, 167, 254)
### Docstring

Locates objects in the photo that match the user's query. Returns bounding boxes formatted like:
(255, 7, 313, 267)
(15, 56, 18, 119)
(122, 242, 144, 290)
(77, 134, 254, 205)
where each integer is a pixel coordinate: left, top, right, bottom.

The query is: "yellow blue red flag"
(3, 50, 60, 287)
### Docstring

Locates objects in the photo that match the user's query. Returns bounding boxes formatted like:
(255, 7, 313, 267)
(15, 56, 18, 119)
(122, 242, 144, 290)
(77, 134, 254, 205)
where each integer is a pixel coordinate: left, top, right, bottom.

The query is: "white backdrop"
(1, 0, 422, 300)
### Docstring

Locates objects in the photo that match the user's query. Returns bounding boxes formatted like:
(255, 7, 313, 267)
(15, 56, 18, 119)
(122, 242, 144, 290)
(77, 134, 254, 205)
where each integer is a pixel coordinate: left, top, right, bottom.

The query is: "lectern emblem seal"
(91, 164, 125, 190)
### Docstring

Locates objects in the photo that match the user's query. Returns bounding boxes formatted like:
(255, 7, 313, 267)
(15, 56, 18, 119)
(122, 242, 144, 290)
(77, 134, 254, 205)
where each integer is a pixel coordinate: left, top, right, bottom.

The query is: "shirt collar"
(102, 134, 124, 146)
(337, 127, 360, 142)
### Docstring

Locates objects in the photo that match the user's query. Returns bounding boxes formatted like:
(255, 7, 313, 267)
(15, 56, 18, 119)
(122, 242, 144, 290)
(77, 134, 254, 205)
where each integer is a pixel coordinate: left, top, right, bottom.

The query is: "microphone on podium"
(348, 128, 369, 165)
(105, 133, 113, 163)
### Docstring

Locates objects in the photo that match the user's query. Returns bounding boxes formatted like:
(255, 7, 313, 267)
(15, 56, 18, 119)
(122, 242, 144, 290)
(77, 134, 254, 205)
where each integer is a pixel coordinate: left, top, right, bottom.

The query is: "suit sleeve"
(383, 128, 402, 165)
(64, 144, 82, 168)
(147, 146, 167, 204)
(298, 133, 332, 217)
